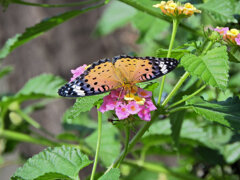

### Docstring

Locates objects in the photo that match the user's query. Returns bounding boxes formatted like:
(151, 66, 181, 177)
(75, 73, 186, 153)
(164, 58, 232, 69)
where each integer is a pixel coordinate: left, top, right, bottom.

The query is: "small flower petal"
(138, 109, 151, 121)
(214, 27, 229, 35)
(127, 101, 141, 114)
(235, 34, 240, 45)
(70, 64, 87, 82)
(145, 99, 157, 111)
(138, 88, 152, 98)
(116, 104, 130, 120)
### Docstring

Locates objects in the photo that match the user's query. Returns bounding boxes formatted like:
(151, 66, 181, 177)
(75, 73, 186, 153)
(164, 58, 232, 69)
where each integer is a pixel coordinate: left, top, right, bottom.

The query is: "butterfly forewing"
(58, 58, 121, 97)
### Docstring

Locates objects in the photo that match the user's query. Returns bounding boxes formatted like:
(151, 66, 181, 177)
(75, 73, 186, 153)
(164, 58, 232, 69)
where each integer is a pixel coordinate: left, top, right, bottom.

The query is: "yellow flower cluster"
(153, 1, 201, 18)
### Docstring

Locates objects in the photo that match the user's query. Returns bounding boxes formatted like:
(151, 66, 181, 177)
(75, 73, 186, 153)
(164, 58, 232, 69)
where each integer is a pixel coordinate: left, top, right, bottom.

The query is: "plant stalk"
(157, 18, 179, 105)
(168, 84, 207, 109)
(114, 126, 130, 168)
(162, 72, 190, 107)
(90, 104, 102, 180)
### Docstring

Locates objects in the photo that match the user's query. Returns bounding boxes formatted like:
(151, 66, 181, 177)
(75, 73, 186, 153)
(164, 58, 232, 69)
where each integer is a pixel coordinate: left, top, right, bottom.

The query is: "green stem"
(114, 126, 130, 168)
(118, 0, 202, 36)
(0, 130, 58, 146)
(202, 41, 214, 54)
(12, 0, 100, 8)
(162, 72, 190, 107)
(157, 18, 179, 105)
(15, 109, 56, 138)
(124, 159, 202, 180)
(0, 107, 7, 133)
(106, 112, 158, 173)
(168, 84, 207, 109)
(90, 104, 102, 180)
(15, 109, 40, 129)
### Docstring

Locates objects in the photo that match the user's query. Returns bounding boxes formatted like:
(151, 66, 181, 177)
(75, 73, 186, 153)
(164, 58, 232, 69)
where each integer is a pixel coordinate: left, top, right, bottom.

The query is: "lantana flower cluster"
(99, 88, 157, 121)
(153, 0, 201, 18)
(214, 27, 240, 46)
(70, 65, 157, 121)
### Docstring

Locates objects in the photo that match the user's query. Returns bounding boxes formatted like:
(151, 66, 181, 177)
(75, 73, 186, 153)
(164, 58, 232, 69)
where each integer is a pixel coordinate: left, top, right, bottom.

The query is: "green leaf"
(12, 146, 92, 180)
(94, 1, 136, 36)
(186, 96, 240, 131)
(70, 93, 107, 118)
(0, 74, 65, 106)
(17, 74, 65, 97)
(62, 110, 97, 136)
(228, 46, 240, 63)
(181, 46, 229, 90)
(86, 123, 121, 167)
(99, 168, 120, 180)
(0, 34, 20, 59)
(170, 110, 185, 148)
(0, 66, 13, 79)
(221, 142, 240, 163)
(0, 4, 102, 59)
(131, 11, 169, 43)
(144, 119, 233, 150)
(156, 48, 189, 59)
(198, 0, 237, 24)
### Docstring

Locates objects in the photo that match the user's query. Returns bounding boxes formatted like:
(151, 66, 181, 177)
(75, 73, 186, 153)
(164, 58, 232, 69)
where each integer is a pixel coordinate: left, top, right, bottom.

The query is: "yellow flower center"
(134, 96, 146, 105)
(168, 2, 177, 9)
(184, 3, 194, 9)
(228, 29, 239, 36)
(124, 93, 135, 101)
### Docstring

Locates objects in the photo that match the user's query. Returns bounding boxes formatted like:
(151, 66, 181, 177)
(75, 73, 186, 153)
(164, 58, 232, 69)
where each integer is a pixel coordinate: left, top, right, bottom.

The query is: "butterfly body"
(58, 55, 179, 97)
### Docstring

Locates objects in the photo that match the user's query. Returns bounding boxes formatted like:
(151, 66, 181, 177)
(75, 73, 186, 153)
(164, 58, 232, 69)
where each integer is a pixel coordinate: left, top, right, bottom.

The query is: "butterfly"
(58, 55, 179, 97)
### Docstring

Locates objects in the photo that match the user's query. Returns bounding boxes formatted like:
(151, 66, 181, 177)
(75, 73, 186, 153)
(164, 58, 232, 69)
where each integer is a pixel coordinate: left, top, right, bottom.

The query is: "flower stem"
(106, 113, 158, 173)
(157, 18, 179, 105)
(0, 107, 7, 133)
(15, 109, 56, 138)
(0, 130, 59, 146)
(168, 84, 207, 109)
(202, 41, 214, 54)
(161, 72, 190, 107)
(15, 109, 40, 129)
(114, 126, 130, 168)
(12, 0, 100, 8)
(90, 104, 102, 180)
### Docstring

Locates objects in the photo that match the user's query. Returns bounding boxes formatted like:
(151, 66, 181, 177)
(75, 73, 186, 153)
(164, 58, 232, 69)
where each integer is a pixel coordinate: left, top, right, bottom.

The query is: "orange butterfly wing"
(113, 55, 179, 83)
(58, 56, 179, 97)
(58, 59, 121, 97)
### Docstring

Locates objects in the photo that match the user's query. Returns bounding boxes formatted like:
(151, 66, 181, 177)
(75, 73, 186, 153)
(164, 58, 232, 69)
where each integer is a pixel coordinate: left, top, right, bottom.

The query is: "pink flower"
(214, 27, 229, 35)
(98, 87, 157, 121)
(235, 34, 240, 45)
(145, 99, 157, 111)
(138, 108, 151, 121)
(115, 104, 130, 120)
(138, 88, 152, 98)
(127, 101, 141, 114)
(70, 64, 87, 82)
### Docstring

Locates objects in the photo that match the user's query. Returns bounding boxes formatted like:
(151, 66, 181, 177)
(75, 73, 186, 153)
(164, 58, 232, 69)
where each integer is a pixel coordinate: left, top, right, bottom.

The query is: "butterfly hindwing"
(58, 58, 121, 97)
(113, 55, 179, 83)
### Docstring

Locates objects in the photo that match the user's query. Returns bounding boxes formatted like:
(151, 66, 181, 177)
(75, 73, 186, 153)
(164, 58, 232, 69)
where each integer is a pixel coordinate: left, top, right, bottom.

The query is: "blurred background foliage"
(0, 0, 240, 179)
